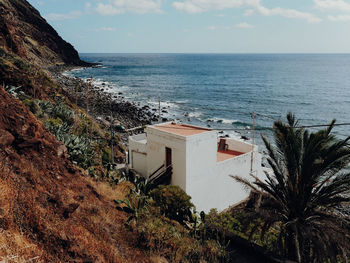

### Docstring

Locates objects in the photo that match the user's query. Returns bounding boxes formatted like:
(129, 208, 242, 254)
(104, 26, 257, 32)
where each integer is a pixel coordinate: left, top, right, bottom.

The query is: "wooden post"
(158, 96, 161, 123)
(250, 112, 255, 175)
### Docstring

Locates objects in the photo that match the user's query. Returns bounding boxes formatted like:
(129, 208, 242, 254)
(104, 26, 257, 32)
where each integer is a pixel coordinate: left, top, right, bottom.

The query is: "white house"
(128, 122, 266, 212)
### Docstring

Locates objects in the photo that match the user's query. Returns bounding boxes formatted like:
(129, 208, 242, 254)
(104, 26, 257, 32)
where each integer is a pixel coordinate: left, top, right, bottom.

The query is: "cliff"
(0, 0, 88, 67)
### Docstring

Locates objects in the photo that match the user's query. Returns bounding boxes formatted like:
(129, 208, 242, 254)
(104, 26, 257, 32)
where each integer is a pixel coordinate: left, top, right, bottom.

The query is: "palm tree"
(233, 113, 350, 263)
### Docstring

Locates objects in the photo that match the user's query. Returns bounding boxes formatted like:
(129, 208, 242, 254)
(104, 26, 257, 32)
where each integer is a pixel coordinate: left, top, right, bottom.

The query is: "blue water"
(69, 53, 350, 147)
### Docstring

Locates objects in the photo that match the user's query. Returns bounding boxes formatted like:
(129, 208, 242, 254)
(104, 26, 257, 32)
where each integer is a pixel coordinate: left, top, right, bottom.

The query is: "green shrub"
(115, 195, 149, 225)
(102, 147, 112, 165)
(135, 211, 227, 262)
(45, 122, 95, 169)
(150, 185, 194, 224)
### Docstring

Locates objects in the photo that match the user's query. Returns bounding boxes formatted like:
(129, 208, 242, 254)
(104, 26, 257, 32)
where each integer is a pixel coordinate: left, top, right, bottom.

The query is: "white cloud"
(206, 25, 232, 30)
(96, 4, 123, 15)
(243, 9, 255, 16)
(173, 0, 243, 13)
(173, 0, 322, 23)
(248, 0, 322, 23)
(235, 22, 254, 28)
(96, 0, 163, 15)
(173, 2, 205, 13)
(314, 0, 350, 12)
(99, 27, 117, 31)
(207, 25, 217, 30)
(44, 11, 83, 21)
(328, 14, 350, 20)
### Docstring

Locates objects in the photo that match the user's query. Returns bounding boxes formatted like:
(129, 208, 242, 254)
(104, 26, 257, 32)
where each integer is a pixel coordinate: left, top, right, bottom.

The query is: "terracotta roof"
(217, 149, 244, 162)
(153, 123, 211, 137)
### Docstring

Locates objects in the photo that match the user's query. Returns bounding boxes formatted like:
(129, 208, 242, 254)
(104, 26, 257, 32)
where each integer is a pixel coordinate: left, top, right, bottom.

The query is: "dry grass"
(0, 86, 149, 262)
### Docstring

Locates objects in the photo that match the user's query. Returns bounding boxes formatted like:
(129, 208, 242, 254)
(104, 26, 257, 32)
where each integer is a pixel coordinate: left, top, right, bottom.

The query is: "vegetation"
(233, 113, 350, 263)
(150, 185, 194, 224)
(113, 171, 229, 262)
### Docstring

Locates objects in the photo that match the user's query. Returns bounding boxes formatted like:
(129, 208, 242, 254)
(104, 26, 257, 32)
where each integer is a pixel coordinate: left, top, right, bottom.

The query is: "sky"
(27, 0, 350, 53)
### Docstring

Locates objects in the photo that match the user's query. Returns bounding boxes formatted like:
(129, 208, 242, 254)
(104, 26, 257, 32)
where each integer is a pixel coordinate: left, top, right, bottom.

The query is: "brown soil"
(0, 86, 148, 262)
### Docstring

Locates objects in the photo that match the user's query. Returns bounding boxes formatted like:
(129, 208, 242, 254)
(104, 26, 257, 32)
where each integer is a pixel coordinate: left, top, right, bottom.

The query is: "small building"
(128, 122, 265, 212)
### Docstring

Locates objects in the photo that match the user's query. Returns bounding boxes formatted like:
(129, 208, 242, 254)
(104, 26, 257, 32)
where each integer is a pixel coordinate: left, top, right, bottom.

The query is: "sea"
(66, 53, 350, 150)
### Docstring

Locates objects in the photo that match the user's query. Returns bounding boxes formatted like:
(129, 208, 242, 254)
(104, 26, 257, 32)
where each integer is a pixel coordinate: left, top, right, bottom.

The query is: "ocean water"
(68, 53, 350, 148)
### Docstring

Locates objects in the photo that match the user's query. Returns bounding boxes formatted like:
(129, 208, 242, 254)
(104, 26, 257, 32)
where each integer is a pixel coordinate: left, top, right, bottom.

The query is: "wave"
(204, 117, 238, 125)
(188, 111, 203, 118)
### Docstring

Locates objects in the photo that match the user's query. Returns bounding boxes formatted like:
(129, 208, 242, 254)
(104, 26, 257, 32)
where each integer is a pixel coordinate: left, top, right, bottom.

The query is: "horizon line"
(78, 52, 350, 55)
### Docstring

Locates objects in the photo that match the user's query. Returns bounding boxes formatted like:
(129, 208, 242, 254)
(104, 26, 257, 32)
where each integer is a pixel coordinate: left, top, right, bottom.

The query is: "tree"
(233, 113, 350, 263)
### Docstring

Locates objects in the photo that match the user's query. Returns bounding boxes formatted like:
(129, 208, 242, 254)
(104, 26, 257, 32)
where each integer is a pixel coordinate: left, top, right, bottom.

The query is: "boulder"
(0, 129, 14, 147)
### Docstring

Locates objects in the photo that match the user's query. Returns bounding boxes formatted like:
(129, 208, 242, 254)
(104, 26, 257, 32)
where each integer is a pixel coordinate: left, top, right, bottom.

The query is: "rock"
(118, 92, 123, 95)
(241, 135, 249, 141)
(57, 143, 67, 157)
(150, 256, 168, 263)
(0, 129, 14, 147)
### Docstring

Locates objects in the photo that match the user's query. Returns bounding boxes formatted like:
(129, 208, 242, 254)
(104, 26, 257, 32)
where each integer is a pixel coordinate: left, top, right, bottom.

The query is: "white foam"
(188, 111, 203, 118)
(205, 117, 238, 125)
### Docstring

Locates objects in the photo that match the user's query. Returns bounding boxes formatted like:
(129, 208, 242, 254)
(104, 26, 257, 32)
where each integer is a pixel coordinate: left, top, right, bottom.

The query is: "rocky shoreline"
(48, 65, 164, 144)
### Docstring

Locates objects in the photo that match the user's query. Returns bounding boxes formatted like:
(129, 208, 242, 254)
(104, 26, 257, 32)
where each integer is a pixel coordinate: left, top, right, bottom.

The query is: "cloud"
(248, 0, 322, 23)
(44, 11, 83, 21)
(173, 0, 322, 23)
(235, 22, 254, 28)
(173, 0, 243, 13)
(243, 9, 255, 16)
(328, 14, 350, 21)
(96, 0, 163, 15)
(314, 0, 350, 12)
(207, 25, 217, 30)
(99, 27, 117, 31)
(206, 25, 232, 30)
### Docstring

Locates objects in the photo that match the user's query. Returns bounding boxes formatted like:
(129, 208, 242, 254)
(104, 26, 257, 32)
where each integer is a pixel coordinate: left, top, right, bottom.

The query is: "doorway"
(165, 147, 172, 168)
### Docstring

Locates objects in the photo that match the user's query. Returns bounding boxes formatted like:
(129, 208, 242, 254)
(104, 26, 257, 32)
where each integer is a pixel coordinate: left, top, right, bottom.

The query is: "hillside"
(0, 0, 87, 67)
(0, 0, 148, 261)
(0, 85, 149, 261)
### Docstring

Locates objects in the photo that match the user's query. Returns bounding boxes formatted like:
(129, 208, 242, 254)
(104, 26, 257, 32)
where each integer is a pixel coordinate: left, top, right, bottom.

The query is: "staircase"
(149, 164, 172, 186)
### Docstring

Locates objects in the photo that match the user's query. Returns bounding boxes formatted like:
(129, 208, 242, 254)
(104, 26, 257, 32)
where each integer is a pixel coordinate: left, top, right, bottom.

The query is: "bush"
(135, 211, 227, 262)
(150, 185, 194, 224)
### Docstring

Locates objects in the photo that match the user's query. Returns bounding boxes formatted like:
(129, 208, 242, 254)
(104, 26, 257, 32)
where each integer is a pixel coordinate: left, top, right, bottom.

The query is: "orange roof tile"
(153, 123, 211, 137)
(217, 149, 244, 162)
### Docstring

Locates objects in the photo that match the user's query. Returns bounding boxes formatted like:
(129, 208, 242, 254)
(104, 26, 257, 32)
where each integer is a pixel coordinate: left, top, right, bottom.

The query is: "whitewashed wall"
(225, 139, 255, 153)
(129, 127, 265, 213)
(185, 131, 218, 211)
(146, 127, 187, 190)
(129, 134, 147, 176)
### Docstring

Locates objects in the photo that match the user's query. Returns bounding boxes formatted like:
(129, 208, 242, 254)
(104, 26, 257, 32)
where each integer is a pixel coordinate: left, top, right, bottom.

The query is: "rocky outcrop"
(0, 0, 88, 66)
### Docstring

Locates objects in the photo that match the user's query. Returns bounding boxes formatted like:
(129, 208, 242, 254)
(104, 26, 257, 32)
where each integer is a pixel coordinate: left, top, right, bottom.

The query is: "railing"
(149, 164, 165, 178)
(149, 164, 172, 186)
